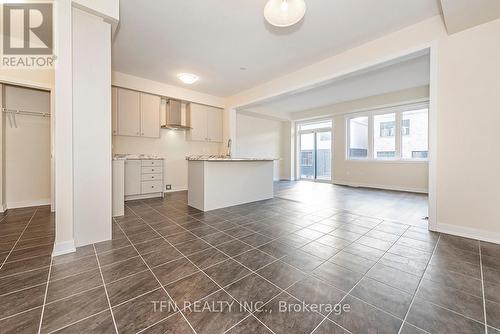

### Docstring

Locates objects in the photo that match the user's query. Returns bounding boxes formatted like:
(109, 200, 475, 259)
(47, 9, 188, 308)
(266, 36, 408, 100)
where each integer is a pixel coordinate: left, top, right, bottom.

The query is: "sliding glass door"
(315, 131, 332, 180)
(298, 121, 332, 182)
(299, 133, 315, 180)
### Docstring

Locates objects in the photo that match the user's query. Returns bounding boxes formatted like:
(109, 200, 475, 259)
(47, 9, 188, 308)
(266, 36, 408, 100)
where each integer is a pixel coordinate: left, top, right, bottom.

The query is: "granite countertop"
(186, 155, 276, 161)
(113, 154, 164, 161)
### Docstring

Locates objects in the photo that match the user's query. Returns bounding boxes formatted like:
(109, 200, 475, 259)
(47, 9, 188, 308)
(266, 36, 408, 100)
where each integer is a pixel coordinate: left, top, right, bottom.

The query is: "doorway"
(1, 84, 52, 210)
(298, 120, 332, 181)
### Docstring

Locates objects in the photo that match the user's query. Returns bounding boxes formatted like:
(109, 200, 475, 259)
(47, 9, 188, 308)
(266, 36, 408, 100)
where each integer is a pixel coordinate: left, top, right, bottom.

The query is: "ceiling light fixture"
(177, 73, 199, 84)
(264, 0, 306, 27)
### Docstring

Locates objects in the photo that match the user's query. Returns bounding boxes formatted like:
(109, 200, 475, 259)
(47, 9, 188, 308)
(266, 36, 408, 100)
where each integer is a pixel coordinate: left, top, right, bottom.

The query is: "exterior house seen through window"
(347, 106, 428, 160)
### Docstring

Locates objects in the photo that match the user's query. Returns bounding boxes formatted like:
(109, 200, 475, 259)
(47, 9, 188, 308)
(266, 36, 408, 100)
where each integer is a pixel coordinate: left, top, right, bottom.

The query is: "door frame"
(295, 118, 333, 183)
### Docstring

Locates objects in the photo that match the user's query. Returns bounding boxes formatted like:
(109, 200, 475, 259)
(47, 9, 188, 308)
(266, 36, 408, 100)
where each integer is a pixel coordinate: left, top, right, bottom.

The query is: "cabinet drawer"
(141, 160, 163, 167)
(141, 181, 163, 194)
(142, 166, 162, 174)
(141, 173, 162, 181)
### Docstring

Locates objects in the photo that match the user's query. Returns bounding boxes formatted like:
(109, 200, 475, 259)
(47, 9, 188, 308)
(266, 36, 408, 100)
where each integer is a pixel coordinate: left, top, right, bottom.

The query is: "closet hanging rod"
(1, 107, 51, 118)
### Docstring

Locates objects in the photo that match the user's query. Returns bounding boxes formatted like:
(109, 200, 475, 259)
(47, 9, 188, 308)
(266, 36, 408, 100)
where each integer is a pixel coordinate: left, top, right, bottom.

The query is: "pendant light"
(264, 0, 307, 27)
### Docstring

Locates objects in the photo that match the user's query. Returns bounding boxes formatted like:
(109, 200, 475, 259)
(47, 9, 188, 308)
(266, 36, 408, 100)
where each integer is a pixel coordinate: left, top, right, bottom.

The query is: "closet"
(1, 84, 51, 211)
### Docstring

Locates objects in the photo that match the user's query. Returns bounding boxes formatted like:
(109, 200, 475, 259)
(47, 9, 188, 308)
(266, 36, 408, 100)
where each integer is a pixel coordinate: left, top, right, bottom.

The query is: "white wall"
(235, 112, 283, 180)
(53, 0, 75, 255)
(72, 0, 119, 21)
(3, 86, 51, 208)
(332, 113, 429, 193)
(436, 18, 500, 241)
(226, 15, 500, 242)
(72, 8, 112, 246)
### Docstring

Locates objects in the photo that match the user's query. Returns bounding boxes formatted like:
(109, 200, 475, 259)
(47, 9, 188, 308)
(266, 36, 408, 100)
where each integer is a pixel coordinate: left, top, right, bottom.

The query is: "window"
(348, 117, 368, 159)
(380, 121, 395, 137)
(377, 151, 396, 158)
(412, 151, 428, 159)
(347, 105, 428, 161)
(299, 120, 332, 131)
(402, 109, 428, 159)
(374, 113, 396, 160)
(301, 151, 313, 166)
(402, 119, 410, 136)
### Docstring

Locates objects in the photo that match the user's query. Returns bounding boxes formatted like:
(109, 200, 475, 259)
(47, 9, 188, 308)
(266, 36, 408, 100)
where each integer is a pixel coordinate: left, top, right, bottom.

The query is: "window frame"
(345, 103, 429, 162)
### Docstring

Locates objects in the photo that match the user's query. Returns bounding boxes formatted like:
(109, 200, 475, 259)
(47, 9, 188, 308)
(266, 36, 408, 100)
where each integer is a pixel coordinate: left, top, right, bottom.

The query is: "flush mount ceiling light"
(177, 73, 199, 84)
(264, 0, 307, 27)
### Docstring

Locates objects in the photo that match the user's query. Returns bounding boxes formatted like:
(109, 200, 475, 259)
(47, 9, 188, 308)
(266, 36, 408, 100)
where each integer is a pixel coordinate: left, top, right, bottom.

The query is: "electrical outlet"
(166, 184, 172, 190)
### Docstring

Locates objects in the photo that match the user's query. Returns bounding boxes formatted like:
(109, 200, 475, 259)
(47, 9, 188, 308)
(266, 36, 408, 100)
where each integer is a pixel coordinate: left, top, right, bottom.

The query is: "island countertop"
(186, 155, 276, 161)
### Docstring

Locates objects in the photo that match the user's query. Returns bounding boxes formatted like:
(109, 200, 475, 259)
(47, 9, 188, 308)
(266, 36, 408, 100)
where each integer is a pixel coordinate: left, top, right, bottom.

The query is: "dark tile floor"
(1, 189, 499, 334)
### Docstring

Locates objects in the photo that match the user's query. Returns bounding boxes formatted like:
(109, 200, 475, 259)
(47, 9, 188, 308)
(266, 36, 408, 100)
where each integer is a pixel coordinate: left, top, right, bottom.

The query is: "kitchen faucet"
(226, 139, 232, 158)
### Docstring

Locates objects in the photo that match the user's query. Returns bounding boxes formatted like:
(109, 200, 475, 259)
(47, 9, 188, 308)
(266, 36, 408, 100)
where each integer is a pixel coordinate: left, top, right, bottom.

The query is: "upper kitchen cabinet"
(187, 103, 223, 143)
(117, 88, 140, 136)
(140, 93, 161, 138)
(114, 87, 161, 138)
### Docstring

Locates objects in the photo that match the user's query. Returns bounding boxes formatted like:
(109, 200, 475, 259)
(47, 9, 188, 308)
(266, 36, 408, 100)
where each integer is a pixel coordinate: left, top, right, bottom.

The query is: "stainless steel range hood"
(161, 99, 192, 130)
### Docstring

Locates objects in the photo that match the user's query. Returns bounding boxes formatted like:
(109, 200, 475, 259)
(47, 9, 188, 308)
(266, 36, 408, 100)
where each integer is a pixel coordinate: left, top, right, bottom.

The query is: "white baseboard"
(436, 223, 500, 245)
(125, 193, 163, 201)
(52, 240, 76, 257)
(333, 180, 428, 194)
(164, 186, 187, 193)
(0, 203, 5, 213)
(7, 199, 51, 209)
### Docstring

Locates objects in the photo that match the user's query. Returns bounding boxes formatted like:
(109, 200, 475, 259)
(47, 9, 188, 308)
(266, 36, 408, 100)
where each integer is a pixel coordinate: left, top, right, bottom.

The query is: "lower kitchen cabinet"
(125, 159, 164, 199)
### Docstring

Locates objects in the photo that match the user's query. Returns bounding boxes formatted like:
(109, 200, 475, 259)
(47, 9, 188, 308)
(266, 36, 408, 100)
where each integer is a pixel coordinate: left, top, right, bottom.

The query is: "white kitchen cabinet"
(140, 92, 161, 138)
(124, 160, 141, 196)
(187, 103, 223, 143)
(114, 87, 161, 138)
(124, 159, 164, 199)
(112, 87, 118, 135)
(207, 106, 223, 142)
(117, 88, 141, 137)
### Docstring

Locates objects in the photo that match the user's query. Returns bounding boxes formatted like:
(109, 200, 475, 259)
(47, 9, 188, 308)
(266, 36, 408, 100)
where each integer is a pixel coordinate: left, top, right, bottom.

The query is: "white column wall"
(53, 0, 75, 255)
(72, 8, 112, 246)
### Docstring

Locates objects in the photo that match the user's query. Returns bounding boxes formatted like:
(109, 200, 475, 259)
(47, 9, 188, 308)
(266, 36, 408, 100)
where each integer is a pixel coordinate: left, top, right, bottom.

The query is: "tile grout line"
(142, 201, 397, 333)
(479, 241, 488, 334)
(45, 309, 111, 334)
(113, 218, 200, 334)
(0, 208, 39, 269)
(133, 198, 442, 334)
(37, 254, 53, 334)
(128, 202, 279, 334)
(396, 234, 441, 334)
(141, 199, 423, 332)
(145, 201, 434, 304)
(92, 244, 120, 334)
(310, 224, 414, 334)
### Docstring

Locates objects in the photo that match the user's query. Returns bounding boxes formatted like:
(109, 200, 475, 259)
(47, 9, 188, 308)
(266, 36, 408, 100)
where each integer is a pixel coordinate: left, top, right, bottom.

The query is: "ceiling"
(440, 0, 500, 33)
(112, 0, 441, 97)
(241, 53, 430, 119)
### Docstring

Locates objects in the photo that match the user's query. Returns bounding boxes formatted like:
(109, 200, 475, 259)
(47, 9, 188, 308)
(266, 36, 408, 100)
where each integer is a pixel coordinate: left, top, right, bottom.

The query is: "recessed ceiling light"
(240, 67, 247, 71)
(264, 0, 307, 27)
(177, 73, 199, 84)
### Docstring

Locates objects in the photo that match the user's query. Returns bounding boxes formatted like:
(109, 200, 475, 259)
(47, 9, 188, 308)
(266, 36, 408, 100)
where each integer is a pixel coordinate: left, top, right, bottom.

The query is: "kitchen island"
(187, 156, 275, 211)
